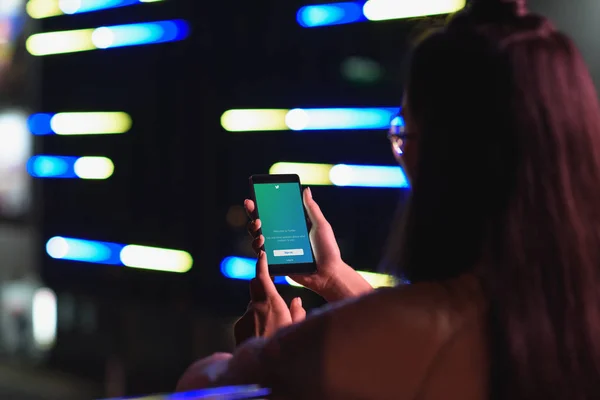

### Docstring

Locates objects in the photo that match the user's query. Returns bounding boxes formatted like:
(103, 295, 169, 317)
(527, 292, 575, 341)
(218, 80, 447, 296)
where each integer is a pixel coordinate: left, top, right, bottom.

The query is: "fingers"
(250, 251, 278, 302)
(246, 219, 262, 238)
(303, 187, 328, 228)
(252, 235, 265, 254)
(290, 297, 306, 323)
(244, 199, 256, 219)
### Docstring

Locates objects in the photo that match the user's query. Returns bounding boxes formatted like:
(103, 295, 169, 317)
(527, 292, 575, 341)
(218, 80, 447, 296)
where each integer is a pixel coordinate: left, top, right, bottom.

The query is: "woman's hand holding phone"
(244, 187, 373, 303)
(233, 251, 306, 346)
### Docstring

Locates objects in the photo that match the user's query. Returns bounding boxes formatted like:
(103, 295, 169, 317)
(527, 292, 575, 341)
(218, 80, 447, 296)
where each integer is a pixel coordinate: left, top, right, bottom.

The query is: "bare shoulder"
(265, 274, 487, 398)
(324, 274, 486, 339)
(253, 275, 487, 399)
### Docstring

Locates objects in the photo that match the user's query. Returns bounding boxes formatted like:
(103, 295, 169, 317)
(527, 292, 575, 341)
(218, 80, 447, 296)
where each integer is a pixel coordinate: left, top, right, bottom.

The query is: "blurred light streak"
(26, 0, 165, 19)
(32, 288, 57, 350)
(270, 162, 409, 188)
(285, 271, 396, 289)
(46, 237, 124, 264)
(73, 157, 114, 179)
(26, 19, 189, 56)
(220, 257, 288, 284)
(46, 237, 193, 272)
(329, 164, 409, 188)
(29, 112, 132, 135)
(297, 0, 466, 27)
(222, 107, 398, 132)
(25, 0, 61, 19)
(363, 0, 466, 21)
(269, 162, 333, 186)
(108, 386, 271, 400)
(27, 155, 114, 179)
(286, 108, 398, 131)
(26, 28, 96, 55)
(297, 2, 366, 28)
(221, 109, 288, 132)
(0, 110, 30, 166)
(221, 257, 397, 288)
(121, 245, 193, 273)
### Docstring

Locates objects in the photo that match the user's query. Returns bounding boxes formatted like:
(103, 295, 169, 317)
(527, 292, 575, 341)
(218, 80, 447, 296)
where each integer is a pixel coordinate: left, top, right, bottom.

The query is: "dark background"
(0, 0, 598, 398)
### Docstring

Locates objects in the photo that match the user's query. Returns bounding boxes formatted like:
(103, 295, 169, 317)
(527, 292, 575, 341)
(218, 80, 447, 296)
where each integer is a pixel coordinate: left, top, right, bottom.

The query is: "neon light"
(269, 162, 333, 186)
(26, 20, 189, 56)
(363, 0, 466, 21)
(390, 115, 404, 129)
(220, 257, 288, 284)
(221, 257, 396, 288)
(330, 164, 408, 188)
(222, 108, 398, 132)
(46, 236, 194, 273)
(26, 28, 96, 56)
(32, 288, 57, 351)
(296, 0, 466, 27)
(26, 0, 165, 19)
(73, 157, 114, 179)
(27, 156, 114, 179)
(125, 386, 271, 400)
(29, 112, 132, 135)
(27, 156, 77, 178)
(120, 245, 193, 273)
(28, 113, 53, 135)
(46, 237, 124, 264)
(25, 0, 62, 19)
(221, 109, 288, 132)
(285, 271, 396, 289)
(270, 162, 409, 188)
(286, 108, 398, 131)
(297, 2, 366, 28)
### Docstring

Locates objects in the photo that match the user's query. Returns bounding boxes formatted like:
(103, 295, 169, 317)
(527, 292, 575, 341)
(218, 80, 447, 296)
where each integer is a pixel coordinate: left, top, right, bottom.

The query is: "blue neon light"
(166, 386, 271, 400)
(28, 113, 54, 135)
(390, 115, 404, 128)
(220, 257, 288, 284)
(46, 237, 124, 265)
(289, 107, 399, 131)
(64, 0, 152, 14)
(95, 20, 190, 49)
(297, 2, 367, 28)
(27, 156, 78, 178)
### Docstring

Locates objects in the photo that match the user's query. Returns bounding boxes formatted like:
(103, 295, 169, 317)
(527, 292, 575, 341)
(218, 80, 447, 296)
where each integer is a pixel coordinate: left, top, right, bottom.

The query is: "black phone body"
(249, 174, 317, 276)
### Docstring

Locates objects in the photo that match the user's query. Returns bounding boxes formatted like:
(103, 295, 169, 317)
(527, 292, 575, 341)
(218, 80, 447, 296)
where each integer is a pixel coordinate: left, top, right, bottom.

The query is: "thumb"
(303, 187, 327, 227)
(251, 251, 278, 302)
(290, 297, 306, 323)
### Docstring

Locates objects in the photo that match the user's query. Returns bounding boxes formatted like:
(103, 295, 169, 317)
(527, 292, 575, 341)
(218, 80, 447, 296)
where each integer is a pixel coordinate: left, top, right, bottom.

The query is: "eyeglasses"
(387, 113, 412, 156)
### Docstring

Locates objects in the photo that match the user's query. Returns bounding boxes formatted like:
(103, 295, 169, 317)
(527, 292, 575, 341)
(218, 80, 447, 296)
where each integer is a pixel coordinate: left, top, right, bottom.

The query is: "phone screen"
(253, 182, 314, 266)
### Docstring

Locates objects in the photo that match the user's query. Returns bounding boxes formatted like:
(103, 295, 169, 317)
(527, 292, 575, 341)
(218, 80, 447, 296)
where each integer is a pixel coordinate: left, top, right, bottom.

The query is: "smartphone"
(249, 174, 317, 276)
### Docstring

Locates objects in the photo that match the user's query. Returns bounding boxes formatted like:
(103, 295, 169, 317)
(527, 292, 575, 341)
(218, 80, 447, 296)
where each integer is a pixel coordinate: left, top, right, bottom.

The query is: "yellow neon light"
(26, 0, 165, 19)
(51, 112, 132, 135)
(73, 157, 114, 180)
(26, 0, 62, 19)
(285, 270, 397, 289)
(363, 0, 466, 21)
(269, 162, 333, 185)
(26, 29, 96, 56)
(221, 109, 289, 132)
(120, 245, 193, 273)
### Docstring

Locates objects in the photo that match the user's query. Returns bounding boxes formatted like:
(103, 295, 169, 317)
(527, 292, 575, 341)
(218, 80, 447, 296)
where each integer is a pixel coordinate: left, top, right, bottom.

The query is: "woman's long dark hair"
(391, 0, 600, 398)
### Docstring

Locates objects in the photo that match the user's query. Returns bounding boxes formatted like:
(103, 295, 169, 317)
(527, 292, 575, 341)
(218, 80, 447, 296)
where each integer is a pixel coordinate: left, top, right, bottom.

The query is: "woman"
(178, 0, 600, 398)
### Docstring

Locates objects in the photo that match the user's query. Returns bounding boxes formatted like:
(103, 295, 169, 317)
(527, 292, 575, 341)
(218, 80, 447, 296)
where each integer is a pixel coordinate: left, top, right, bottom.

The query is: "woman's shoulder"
(258, 274, 487, 399)
(316, 273, 486, 336)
